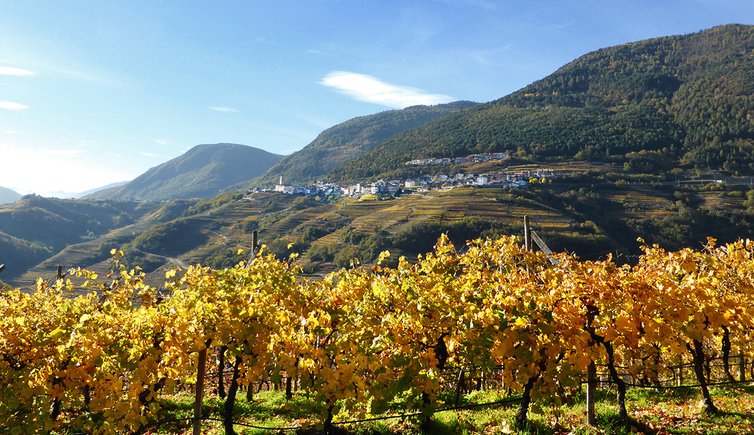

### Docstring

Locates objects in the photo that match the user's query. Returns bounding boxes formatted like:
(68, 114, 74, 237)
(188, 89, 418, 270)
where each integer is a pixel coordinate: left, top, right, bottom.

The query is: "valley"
(3, 24, 754, 289)
(3, 16, 754, 434)
(4, 166, 752, 290)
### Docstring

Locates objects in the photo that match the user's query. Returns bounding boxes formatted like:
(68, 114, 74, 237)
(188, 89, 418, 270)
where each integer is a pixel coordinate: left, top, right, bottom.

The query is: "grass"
(145, 383, 754, 434)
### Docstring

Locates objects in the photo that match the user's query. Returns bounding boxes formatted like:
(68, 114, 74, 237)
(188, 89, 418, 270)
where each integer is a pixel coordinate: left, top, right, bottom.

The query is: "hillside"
(0, 186, 21, 205)
(11, 167, 754, 288)
(0, 195, 161, 279)
(8, 25, 754, 285)
(87, 143, 283, 201)
(331, 24, 754, 181)
(251, 101, 476, 187)
(76, 181, 129, 198)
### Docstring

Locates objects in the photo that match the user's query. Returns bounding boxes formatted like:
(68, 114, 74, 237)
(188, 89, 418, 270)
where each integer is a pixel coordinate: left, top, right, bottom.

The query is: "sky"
(1, 1, 753, 196)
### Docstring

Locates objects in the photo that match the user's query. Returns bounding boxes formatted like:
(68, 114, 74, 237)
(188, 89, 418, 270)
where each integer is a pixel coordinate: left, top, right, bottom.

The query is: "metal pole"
(523, 216, 531, 251)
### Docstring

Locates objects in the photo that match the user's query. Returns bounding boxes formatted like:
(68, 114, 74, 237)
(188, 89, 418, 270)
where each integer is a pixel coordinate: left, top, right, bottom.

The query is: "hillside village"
(263, 152, 556, 199)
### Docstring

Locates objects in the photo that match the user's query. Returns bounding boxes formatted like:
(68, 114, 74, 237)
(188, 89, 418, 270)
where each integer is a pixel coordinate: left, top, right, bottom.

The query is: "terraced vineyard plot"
(348, 203, 413, 235)
(265, 207, 330, 234)
(20, 180, 749, 284)
(696, 190, 745, 211)
(603, 190, 675, 219)
(309, 225, 352, 249)
(16, 245, 106, 290)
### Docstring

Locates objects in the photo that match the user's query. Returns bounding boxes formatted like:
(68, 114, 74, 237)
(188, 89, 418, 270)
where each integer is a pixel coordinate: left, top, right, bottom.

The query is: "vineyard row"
(1, 235, 753, 433)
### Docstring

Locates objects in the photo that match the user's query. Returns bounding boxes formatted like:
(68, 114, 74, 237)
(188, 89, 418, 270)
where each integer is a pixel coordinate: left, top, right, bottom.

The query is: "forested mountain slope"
(88, 143, 283, 200)
(252, 101, 476, 186)
(332, 24, 754, 181)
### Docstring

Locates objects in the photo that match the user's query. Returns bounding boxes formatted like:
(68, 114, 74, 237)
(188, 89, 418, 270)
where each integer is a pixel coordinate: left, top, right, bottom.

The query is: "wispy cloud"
(140, 152, 158, 157)
(0, 66, 34, 76)
(319, 71, 454, 109)
(0, 101, 29, 111)
(469, 45, 513, 65)
(209, 106, 239, 113)
(46, 65, 126, 86)
(47, 148, 86, 157)
(152, 138, 169, 145)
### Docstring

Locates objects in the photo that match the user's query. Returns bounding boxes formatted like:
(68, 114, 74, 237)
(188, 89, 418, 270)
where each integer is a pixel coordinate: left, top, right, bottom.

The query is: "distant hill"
(76, 181, 129, 198)
(88, 143, 284, 201)
(251, 101, 477, 187)
(332, 24, 754, 181)
(0, 195, 161, 279)
(0, 186, 21, 204)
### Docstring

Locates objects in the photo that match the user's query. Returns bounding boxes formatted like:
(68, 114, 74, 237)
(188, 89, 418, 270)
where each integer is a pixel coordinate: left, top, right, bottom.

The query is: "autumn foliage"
(1, 237, 753, 433)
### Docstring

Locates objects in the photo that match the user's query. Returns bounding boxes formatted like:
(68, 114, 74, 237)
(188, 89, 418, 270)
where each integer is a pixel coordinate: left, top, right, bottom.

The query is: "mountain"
(7, 26, 754, 285)
(75, 181, 130, 198)
(87, 143, 283, 201)
(0, 186, 21, 204)
(332, 24, 754, 181)
(251, 101, 477, 187)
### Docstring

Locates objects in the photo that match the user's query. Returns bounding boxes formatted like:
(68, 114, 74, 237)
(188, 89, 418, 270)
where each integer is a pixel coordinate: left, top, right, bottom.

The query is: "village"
(262, 152, 557, 199)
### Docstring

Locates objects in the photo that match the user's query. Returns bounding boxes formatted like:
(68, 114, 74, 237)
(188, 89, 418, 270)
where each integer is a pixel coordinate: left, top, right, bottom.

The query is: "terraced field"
(10, 181, 752, 287)
(603, 189, 675, 219)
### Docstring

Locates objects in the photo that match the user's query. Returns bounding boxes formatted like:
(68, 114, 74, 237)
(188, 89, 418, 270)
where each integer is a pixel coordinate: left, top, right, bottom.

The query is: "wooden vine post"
(586, 362, 597, 426)
(740, 347, 747, 382)
(193, 348, 207, 435)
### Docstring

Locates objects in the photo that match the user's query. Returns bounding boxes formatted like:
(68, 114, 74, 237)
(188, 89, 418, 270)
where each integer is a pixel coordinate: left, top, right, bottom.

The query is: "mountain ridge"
(0, 186, 22, 205)
(5, 25, 754, 285)
(87, 143, 284, 201)
(250, 101, 477, 187)
(330, 24, 754, 182)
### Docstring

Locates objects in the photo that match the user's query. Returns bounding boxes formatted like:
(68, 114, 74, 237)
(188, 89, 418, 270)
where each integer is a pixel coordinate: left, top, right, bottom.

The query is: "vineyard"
(1, 235, 754, 434)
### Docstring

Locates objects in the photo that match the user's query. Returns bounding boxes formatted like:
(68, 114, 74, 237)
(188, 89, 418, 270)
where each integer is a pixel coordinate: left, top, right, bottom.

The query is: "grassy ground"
(146, 383, 754, 434)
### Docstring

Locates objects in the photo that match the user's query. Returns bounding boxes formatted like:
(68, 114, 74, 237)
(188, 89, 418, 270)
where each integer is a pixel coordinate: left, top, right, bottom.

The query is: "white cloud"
(469, 45, 513, 65)
(319, 71, 454, 108)
(140, 152, 158, 157)
(0, 101, 28, 111)
(46, 65, 125, 86)
(2, 129, 17, 135)
(152, 138, 169, 145)
(0, 66, 34, 76)
(209, 106, 238, 113)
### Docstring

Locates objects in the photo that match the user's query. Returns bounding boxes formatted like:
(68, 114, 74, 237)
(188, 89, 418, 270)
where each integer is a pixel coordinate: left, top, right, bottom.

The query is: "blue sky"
(1, 0, 753, 196)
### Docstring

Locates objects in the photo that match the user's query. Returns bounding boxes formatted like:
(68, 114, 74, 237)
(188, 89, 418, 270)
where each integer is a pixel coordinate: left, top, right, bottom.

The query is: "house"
(343, 183, 363, 196)
(275, 176, 290, 193)
(370, 179, 388, 194)
(386, 180, 402, 195)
